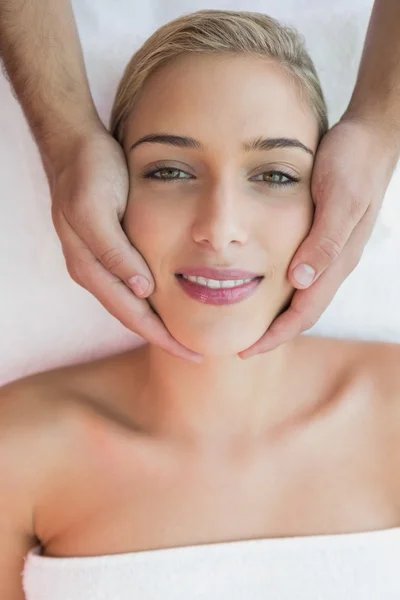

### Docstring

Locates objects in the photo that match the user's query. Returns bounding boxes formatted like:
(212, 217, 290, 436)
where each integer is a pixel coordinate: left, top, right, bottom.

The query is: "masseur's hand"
(48, 125, 202, 363)
(239, 115, 400, 358)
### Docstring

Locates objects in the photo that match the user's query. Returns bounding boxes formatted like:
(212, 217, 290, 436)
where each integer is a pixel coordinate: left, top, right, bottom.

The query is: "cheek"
(283, 200, 314, 251)
(123, 194, 181, 269)
(259, 198, 314, 273)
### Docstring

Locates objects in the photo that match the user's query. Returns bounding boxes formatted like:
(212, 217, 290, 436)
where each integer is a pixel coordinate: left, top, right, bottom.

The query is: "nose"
(191, 180, 249, 252)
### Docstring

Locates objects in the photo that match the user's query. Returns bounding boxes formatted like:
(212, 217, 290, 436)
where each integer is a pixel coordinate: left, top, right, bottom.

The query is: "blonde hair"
(109, 10, 329, 146)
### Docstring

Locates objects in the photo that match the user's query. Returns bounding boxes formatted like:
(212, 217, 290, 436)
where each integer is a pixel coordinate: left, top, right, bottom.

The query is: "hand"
(239, 114, 400, 358)
(46, 124, 202, 363)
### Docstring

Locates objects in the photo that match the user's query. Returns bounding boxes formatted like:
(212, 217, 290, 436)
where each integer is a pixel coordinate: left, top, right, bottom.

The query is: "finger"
(93, 270, 203, 363)
(239, 215, 370, 359)
(62, 206, 155, 298)
(85, 263, 203, 363)
(289, 180, 368, 290)
(238, 270, 336, 358)
(57, 218, 203, 363)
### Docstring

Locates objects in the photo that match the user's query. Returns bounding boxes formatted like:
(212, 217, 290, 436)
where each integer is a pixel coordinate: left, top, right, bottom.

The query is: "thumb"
(288, 200, 364, 289)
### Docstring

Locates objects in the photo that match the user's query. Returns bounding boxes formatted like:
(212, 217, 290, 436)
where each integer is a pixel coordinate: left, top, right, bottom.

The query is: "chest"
(37, 394, 398, 558)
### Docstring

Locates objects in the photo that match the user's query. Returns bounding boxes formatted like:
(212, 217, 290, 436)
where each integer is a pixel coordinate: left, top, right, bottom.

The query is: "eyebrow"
(129, 133, 314, 157)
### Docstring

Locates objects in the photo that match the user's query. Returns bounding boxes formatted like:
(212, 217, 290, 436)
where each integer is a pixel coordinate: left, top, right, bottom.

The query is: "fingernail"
(292, 264, 315, 287)
(128, 275, 151, 297)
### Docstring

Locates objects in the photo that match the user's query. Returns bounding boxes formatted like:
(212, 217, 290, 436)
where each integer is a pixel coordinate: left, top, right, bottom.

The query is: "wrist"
(38, 113, 106, 181)
(342, 104, 400, 159)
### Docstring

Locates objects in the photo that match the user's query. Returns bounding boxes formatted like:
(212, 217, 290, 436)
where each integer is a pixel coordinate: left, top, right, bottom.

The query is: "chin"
(149, 292, 292, 357)
(163, 319, 271, 357)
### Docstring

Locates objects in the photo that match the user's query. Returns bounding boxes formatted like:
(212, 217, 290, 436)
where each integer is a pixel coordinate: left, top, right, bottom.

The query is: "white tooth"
(182, 275, 254, 289)
(221, 280, 235, 288)
(207, 278, 221, 289)
(197, 276, 208, 286)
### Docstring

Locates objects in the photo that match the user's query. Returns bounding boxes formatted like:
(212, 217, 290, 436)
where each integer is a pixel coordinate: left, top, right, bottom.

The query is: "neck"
(133, 340, 298, 447)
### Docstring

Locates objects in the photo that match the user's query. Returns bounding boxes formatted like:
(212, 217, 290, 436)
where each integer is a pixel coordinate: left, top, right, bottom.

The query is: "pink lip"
(176, 273, 263, 306)
(176, 267, 261, 280)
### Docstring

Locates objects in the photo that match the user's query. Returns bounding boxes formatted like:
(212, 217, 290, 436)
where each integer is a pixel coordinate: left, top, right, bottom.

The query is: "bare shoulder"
(0, 375, 83, 524)
(301, 335, 400, 386)
(299, 334, 400, 421)
(352, 338, 400, 398)
(305, 336, 400, 494)
(0, 360, 95, 446)
(0, 374, 89, 599)
(0, 358, 113, 527)
(0, 347, 143, 491)
(362, 339, 400, 427)
(0, 346, 139, 422)
(327, 336, 400, 404)
(343, 338, 400, 481)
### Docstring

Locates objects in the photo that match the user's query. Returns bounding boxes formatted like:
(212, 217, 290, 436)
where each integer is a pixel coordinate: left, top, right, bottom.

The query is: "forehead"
(125, 53, 319, 152)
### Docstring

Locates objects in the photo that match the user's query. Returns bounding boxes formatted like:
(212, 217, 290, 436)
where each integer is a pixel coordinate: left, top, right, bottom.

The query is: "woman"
(2, 9, 400, 599)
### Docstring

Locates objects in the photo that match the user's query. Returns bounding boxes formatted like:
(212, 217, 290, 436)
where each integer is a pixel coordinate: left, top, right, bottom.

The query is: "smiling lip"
(176, 268, 261, 280)
(175, 268, 263, 306)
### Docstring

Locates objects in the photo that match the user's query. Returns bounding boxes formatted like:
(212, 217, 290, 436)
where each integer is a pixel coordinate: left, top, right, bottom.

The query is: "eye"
(143, 166, 192, 182)
(250, 169, 300, 188)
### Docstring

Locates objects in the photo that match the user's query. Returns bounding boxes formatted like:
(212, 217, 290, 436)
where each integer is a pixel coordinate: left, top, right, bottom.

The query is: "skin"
(2, 52, 400, 598)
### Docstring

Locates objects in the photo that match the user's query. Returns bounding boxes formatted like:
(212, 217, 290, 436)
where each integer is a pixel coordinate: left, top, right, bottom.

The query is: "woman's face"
(122, 53, 319, 356)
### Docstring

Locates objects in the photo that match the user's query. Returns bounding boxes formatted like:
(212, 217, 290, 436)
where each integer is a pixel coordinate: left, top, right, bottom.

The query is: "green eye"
(146, 168, 191, 180)
(251, 170, 299, 188)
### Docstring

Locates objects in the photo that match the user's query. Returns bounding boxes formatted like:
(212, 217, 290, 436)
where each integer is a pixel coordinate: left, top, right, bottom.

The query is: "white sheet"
(2, 0, 399, 386)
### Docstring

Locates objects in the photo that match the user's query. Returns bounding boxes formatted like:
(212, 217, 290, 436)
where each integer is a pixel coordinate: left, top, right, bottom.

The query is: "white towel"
(22, 527, 400, 599)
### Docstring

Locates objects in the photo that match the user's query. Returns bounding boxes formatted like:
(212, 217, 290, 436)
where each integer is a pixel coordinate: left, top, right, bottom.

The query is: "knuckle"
(347, 249, 363, 273)
(65, 261, 82, 285)
(316, 235, 342, 262)
(114, 309, 145, 336)
(302, 313, 320, 331)
(65, 251, 95, 284)
(289, 304, 318, 333)
(348, 196, 365, 220)
(99, 248, 125, 272)
(292, 303, 320, 331)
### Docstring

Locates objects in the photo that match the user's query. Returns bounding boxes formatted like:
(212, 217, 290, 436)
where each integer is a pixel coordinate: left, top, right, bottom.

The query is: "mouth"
(177, 274, 260, 289)
(175, 271, 263, 305)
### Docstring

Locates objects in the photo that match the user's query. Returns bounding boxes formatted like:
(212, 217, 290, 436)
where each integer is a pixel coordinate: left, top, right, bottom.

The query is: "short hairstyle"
(109, 9, 329, 145)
